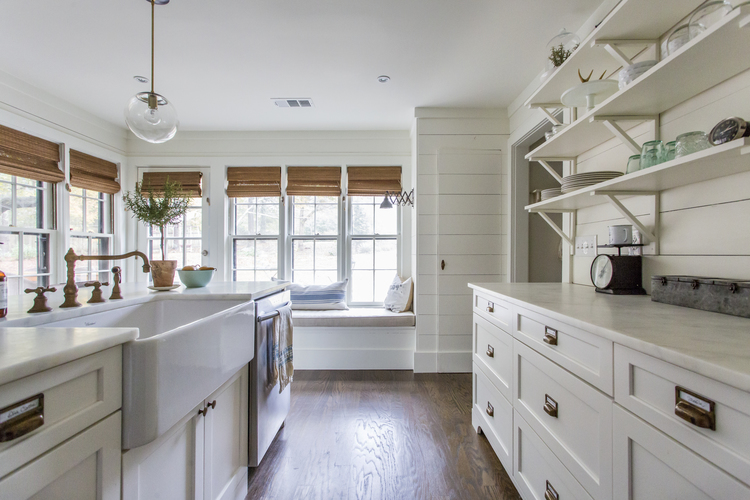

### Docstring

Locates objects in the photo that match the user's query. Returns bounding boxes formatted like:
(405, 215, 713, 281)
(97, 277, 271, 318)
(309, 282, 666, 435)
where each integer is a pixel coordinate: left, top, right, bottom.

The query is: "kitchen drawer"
(514, 411, 593, 500)
(473, 292, 512, 334)
(514, 340, 612, 500)
(514, 305, 613, 395)
(614, 344, 750, 486)
(0, 347, 122, 479)
(473, 364, 513, 473)
(473, 314, 513, 401)
(0, 410, 121, 500)
(613, 405, 750, 500)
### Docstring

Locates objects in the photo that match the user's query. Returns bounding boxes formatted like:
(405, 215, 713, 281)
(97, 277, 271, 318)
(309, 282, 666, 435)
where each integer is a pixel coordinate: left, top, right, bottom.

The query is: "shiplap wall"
(412, 108, 509, 373)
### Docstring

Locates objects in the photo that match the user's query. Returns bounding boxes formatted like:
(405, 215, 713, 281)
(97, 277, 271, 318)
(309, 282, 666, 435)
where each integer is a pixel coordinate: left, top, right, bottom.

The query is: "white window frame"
(0, 174, 53, 293)
(286, 194, 342, 285)
(346, 195, 400, 306)
(228, 195, 282, 281)
(68, 187, 113, 283)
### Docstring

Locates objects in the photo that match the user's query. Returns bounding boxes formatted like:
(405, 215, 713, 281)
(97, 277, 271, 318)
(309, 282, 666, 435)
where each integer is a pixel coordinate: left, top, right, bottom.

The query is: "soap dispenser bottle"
(0, 269, 7, 318)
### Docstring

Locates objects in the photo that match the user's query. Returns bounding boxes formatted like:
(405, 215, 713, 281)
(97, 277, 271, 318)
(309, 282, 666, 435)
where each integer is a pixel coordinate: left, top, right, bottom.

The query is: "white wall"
(412, 108, 509, 373)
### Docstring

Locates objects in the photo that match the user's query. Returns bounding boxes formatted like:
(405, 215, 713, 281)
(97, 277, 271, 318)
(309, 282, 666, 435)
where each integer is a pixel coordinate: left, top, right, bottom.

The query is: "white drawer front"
(514, 411, 593, 500)
(613, 405, 750, 500)
(514, 340, 612, 500)
(0, 347, 122, 478)
(514, 306, 613, 395)
(473, 364, 513, 473)
(614, 344, 750, 486)
(473, 314, 513, 401)
(473, 293, 512, 333)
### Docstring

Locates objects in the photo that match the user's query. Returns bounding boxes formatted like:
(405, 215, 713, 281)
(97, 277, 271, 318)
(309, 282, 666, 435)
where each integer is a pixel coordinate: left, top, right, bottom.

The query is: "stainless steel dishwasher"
(250, 289, 291, 467)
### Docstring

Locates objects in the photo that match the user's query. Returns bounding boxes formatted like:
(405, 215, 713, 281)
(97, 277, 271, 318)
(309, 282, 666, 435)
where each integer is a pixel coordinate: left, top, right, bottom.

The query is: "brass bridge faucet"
(61, 248, 151, 308)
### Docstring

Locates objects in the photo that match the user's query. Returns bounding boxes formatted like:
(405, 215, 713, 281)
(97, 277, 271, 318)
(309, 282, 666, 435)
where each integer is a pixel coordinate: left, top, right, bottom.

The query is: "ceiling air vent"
(273, 98, 314, 108)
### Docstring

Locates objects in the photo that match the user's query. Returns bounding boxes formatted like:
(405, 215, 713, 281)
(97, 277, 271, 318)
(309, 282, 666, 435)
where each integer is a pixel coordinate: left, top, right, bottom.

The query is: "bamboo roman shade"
(141, 171, 203, 197)
(0, 124, 63, 183)
(226, 167, 281, 198)
(286, 167, 341, 196)
(347, 167, 402, 196)
(69, 150, 120, 194)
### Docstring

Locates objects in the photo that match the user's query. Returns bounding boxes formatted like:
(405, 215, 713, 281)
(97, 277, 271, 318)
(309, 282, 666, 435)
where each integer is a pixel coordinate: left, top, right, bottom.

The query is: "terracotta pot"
(151, 260, 177, 287)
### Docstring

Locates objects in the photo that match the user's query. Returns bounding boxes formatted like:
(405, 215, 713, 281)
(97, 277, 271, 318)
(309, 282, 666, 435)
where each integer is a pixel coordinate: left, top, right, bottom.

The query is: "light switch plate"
(575, 235, 598, 257)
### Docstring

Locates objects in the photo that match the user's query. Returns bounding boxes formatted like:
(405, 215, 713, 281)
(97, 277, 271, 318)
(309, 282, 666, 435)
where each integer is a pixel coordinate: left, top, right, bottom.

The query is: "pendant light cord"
(151, 0, 155, 95)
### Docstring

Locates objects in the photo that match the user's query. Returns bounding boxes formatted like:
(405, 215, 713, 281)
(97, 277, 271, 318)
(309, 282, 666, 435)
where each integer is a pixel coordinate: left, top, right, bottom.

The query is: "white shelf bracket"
(529, 104, 563, 126)
(535, 160, 564, 185)
(602, 43, 633, 68)
(593, 39, 659, 68)
(592, 116, 657, 155)
(530, 210, 575, 250)
(593, 190, 660, 254)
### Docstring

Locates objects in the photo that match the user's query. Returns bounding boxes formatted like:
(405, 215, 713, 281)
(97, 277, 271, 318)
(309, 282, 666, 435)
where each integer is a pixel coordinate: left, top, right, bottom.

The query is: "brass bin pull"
(545, 481, 559, 500)
(486, 402, 494, 417)
(486, 302, 494, 313)
(543, 326, 558, 346)
(675, 386, 715, 430)
(543, 394, 558, 418)
(486, 345, 495, 358)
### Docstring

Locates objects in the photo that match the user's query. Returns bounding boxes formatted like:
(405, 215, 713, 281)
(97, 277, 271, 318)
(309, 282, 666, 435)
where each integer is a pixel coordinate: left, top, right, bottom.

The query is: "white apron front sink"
(43, 296, 255, 448)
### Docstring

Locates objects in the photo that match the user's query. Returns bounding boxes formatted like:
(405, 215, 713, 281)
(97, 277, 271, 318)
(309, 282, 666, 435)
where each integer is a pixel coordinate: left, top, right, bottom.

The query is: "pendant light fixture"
(124, 0, 178, 143)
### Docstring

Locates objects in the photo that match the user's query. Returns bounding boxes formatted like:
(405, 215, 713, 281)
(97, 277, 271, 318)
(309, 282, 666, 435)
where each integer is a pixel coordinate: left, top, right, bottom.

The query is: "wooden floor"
(247, 370, 520, 500)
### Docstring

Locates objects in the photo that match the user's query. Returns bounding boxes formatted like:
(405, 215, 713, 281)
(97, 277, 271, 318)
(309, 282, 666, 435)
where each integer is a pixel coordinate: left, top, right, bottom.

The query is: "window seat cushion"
(292, 308, 415, 328)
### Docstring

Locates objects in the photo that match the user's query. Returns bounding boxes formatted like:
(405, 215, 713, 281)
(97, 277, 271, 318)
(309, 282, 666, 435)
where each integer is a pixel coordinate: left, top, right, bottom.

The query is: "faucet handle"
(24, 286, 57, 313)
(84, 281, 109, 304)
(24, 286, 57, 296)
(83, 281, 109, 289)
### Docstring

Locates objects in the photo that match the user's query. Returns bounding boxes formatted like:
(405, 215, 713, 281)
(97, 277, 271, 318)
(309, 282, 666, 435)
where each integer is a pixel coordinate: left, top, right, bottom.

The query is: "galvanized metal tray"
(651, 276, 750, 319)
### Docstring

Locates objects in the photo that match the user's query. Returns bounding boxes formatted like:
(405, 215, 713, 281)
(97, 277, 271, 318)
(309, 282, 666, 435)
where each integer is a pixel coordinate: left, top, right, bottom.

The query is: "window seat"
(292, 308, 415, 328)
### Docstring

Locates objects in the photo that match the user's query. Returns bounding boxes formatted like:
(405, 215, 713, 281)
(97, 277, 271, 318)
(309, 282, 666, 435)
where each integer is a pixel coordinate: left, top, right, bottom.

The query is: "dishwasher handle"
(257, 302, 291, 323)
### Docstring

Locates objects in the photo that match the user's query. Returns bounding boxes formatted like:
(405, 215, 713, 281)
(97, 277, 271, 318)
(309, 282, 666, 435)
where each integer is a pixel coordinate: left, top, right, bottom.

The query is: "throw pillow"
(288, 280, 349, 310)
(383, 274, 413, 313)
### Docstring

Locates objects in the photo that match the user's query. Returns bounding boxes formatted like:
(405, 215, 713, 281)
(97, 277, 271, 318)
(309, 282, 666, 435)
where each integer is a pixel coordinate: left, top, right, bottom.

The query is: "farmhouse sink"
(43, 296, 255, 448)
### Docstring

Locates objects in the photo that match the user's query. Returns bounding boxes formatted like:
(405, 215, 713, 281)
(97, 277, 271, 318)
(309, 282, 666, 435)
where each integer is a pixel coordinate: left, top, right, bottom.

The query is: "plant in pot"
(123, 178, 190, 287)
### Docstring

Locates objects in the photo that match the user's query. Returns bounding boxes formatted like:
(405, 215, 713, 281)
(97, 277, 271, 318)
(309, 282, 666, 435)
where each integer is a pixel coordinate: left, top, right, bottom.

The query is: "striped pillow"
(288, 280, 349, 310)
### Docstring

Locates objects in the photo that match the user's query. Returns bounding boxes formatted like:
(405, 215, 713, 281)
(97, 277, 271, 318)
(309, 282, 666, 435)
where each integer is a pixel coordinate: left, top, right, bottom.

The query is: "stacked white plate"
(540, 187, 562, 201)
(618, 60, 657, 89)
(561, 171, 623, 193)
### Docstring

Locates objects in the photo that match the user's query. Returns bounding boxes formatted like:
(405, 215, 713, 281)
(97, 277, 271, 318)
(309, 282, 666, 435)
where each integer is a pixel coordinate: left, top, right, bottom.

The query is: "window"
(290, 196, 339, 285)
(148, 196, 203, 269)
(0, 173, 51, 294)
(349, 196, 398, 303)
(231, 197, 280, 280)
(69, 187, 112, 283)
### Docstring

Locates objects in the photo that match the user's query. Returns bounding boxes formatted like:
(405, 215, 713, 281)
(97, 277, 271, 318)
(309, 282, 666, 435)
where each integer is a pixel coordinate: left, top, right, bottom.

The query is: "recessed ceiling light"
(377, 75, 391, 83)
(133, 75, 149, 84)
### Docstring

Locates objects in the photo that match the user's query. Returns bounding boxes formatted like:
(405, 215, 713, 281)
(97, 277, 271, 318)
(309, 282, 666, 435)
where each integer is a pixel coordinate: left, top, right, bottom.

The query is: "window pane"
(257, 269, 277, 281)
(165, 239, 184, 268)
(0, 233, 20, 274)
(185, 208, 202, 237)
(351, 239, 373, 270)
(234, 270, 254, 281)
(257, 204, 279, 235)
(22, 234, 39, 275)
(234, 239, 255, 269)
(292, 240, 314, 270)
(315, 270, 338, 285)
(0, 181, 11, 226)
(148, 239, 162, 262)
(16, 185, 41, 228)
(293, 203, 315, 235)
(92, 237, 110, 274)
(185, 239, 202, 268)
(71, 236, 91, 280)
(351, 270, 373, 302)
(256, 239, 277, 271)
(85, 197, 101, 233)
(70, 195, 84, 232)
(235, 204, 256, 235)
(257, 197, 278, 204)
(375, 270, 395, 302)
(293, 270, 314, 286)
(351, 204, 373, 235)
(375, 206, 397, 235)
(316, 196, 338, 204)
(315, 204, 338, 235)
(70, 186, 84, 196)
(315, 240, 337, 270)
(375, 239, 397, 269)
(165, 218, 183, 237)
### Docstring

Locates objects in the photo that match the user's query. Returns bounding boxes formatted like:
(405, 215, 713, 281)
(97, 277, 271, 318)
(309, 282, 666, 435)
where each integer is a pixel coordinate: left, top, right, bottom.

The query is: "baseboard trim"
(295, 348, 414, 370)
(413, 351, 472, 373)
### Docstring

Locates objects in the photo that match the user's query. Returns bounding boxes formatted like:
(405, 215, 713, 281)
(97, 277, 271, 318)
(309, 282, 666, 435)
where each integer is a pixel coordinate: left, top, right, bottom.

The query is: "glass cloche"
(541, 28, 581, 82)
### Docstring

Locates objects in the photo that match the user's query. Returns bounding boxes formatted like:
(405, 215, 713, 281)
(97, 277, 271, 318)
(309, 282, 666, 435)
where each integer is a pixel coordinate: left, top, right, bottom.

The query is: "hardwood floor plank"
(247, 371, 520, 500)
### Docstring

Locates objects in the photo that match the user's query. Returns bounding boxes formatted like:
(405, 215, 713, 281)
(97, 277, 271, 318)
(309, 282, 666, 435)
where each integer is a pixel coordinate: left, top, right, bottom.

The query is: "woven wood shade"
(69, 150, 120, 194)
(347, 167, 402, 196)
(141, 171, 203, 197)
(226, 167, 281, 198)
(286, 167, 341, 196)
(0, 124, 63, 183)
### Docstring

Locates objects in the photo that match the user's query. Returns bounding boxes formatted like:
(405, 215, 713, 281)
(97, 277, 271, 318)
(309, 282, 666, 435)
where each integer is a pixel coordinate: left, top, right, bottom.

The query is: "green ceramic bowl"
(177, 269, 215, 288)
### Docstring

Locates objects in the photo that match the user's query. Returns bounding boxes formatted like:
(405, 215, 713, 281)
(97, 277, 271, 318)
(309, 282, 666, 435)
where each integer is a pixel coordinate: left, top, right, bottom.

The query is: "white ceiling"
(2, 0, 601, 131)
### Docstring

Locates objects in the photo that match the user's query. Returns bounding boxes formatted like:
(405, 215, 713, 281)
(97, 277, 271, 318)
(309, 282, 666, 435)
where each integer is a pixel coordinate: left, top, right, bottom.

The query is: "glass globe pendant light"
(124, 0, 178, 143)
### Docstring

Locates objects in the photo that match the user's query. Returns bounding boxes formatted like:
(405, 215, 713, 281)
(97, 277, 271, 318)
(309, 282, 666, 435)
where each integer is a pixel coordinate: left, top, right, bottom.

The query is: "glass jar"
(675, 131, 712, 158)
(541, 28, 581, 81)
(666, 24, 702, 56)
(664, 141, 677, 162)
(640, 140, 665, 169)
(689, 1, 732, 35)
(626, 155, 641, 174)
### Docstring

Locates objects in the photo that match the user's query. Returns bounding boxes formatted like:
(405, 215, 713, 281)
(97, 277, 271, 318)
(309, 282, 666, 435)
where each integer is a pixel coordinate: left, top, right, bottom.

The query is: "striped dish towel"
(272, 303, 294, 393)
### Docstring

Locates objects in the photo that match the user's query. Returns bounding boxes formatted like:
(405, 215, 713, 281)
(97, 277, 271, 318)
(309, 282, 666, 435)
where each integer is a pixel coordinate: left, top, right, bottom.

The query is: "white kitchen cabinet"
(122, 366, 248, 500)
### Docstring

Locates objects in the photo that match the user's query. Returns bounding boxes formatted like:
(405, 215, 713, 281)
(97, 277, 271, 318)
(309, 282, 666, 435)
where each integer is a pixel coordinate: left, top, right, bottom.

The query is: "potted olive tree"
(123, 178, 190, 287)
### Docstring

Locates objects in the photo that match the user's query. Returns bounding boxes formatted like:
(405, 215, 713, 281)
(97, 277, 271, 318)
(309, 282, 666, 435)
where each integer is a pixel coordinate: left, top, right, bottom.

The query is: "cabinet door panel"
(474, 314, 513, 400)
(473, 364, 513, 473)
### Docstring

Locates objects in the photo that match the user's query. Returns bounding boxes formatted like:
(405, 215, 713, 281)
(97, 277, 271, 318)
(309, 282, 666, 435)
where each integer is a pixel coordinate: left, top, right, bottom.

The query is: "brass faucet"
(61, 248, 151, 308)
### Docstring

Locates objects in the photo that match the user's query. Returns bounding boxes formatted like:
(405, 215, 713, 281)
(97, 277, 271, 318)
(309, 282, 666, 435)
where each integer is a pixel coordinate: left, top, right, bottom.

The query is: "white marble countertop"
(469, 283, 750, 392)
(0, 327, 138, 386)
(2, 281, 288, 328)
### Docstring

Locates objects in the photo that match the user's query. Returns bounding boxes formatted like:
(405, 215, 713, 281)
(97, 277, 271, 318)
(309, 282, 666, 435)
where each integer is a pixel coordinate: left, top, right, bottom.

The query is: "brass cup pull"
(207, 400, 217, 410)
(486, 345, 495, 358)
(545, 481, 559, 500)
(543, 394, 558, 418)
(486, 402, 494, 417)
(543, 326, 558, 346)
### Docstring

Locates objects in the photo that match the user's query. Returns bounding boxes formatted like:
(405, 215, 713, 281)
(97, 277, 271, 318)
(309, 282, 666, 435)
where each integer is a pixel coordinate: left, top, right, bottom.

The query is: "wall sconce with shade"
(124, 0, 179, 144)
(380, 189, 414, 209)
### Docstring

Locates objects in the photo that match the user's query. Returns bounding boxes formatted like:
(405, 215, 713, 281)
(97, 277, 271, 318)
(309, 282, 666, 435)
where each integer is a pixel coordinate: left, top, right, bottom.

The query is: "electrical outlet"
(575, 235, 598, 257)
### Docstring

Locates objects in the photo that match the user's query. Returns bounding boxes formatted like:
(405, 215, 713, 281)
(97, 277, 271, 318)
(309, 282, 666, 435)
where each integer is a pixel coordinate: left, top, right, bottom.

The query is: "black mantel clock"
(590, 254, 646, 295)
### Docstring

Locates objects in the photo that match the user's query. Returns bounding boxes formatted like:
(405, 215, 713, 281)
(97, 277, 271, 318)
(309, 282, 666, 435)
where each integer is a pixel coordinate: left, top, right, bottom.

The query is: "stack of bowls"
(561, 171, 623, 194)
(540, 187, 562, 201)
(618, 60, 657, 89)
